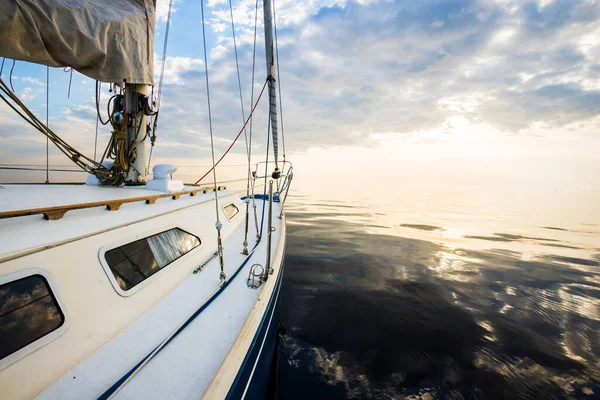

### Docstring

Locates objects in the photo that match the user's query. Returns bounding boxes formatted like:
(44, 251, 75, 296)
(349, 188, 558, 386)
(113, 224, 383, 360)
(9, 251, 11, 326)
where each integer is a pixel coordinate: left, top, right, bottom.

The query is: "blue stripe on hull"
(226, 258, 284, 400)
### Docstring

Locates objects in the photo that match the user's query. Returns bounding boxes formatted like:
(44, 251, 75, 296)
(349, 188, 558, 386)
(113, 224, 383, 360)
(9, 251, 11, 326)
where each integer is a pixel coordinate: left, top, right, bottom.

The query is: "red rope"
(195, 76, 270, 184)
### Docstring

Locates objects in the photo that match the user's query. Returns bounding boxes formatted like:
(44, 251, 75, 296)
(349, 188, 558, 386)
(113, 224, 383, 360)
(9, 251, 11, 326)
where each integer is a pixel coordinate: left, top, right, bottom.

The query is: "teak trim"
(0, 186, 226, 221)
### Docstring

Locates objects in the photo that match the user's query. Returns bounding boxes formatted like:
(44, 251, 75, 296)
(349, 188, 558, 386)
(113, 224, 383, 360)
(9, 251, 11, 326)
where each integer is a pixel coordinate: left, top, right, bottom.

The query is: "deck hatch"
(224, 203, 239, 220)
(104, 228, 201, 291)
(0, 275, 65, 361)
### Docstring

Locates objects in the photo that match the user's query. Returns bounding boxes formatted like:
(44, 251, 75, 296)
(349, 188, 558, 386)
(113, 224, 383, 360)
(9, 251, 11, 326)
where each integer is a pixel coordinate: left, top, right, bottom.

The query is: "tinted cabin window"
(0, 275, 65, 360)
(224, 204, 239, 220)
(104, 228, 200, 291)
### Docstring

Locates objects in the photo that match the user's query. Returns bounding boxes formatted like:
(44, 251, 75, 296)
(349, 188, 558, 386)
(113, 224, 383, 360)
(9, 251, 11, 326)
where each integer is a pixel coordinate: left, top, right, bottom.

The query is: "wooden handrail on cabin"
(0, 185, 226, 221)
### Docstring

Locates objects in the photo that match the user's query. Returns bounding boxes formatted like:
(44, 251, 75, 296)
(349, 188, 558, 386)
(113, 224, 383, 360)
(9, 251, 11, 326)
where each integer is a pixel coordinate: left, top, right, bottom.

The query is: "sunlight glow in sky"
(0, 0, 599, 200)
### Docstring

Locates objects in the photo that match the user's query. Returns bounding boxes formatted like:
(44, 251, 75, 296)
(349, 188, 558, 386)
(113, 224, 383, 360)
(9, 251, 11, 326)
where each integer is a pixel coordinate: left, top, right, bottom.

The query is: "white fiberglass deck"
(34, 194, 284, 399)
(0, 184, 224, 257)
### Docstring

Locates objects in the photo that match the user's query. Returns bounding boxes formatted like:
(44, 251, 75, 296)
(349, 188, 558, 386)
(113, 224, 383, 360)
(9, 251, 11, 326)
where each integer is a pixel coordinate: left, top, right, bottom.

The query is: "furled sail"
(263, 0, 279, 168)
(0, 0, 155, 84)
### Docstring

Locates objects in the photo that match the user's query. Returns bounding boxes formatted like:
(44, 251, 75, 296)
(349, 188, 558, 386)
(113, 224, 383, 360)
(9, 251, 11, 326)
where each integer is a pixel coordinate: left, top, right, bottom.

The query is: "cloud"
(139, 0, 600, 163)
(19, 77, 45, 87)
(62, 104, 96, 120)
(2, 0, 600, 170)
(154, 54, 205, 85)
(21, 87, 35, 101)
(156, 0, 177, 22)
(211, 44, 229, 60)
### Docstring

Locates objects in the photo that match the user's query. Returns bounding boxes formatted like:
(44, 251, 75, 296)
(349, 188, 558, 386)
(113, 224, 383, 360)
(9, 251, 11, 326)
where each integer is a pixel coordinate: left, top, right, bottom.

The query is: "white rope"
(200, 0, 226, 282)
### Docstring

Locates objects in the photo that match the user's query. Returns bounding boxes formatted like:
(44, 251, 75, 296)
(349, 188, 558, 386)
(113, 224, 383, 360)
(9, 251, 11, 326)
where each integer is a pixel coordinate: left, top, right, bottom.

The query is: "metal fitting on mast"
(125, 84, 150, 185)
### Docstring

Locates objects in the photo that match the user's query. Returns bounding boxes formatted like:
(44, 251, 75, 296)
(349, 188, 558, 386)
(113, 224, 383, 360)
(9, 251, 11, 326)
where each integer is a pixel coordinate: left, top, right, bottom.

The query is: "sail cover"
(0, 0, 155, 84)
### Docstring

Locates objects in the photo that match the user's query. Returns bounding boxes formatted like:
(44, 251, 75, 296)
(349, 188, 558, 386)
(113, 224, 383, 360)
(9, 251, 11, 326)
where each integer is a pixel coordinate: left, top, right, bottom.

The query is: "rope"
(0, 58, 5, 76)
(193, 76, 270, 184)
(95, 81, 111, 126)
(63, 67, 73, 98)
(148, 0, 175, 174)
(228, 0, 251, 252)
(250, 0, 260, 240)
(260, 118, 271, 234)
(200, 0, 227, 282)
(46, 66, 50, 183)
(229, 0, 248, 156)
(9, 60, 15, 91)
(0, 78, 99, 173)
(0, 77, 124, 185)
(0, 166, 85, 173)
(147, 117, 155, 175)
(94, 84, 101, 161)
(272, 0, 286, 163)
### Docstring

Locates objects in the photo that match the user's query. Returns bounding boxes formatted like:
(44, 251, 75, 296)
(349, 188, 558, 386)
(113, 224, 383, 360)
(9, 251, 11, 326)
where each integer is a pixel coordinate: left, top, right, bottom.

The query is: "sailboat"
(0, 0, 291, 399)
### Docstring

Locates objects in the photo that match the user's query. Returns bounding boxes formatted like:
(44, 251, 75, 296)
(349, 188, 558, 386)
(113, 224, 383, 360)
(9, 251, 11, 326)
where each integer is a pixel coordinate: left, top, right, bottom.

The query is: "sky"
(0, 0, 599, 201)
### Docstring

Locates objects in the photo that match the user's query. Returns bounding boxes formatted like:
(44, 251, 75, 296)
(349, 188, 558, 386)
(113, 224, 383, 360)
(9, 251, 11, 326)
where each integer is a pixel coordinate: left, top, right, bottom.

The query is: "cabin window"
(104, 228, 201, 291)
(0, 275, 65, 361)
(223, 203, 239, 220)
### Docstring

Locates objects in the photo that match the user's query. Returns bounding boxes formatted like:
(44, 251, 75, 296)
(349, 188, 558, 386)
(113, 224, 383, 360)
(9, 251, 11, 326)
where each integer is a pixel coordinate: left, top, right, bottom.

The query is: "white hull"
(0, 183, 286, 399)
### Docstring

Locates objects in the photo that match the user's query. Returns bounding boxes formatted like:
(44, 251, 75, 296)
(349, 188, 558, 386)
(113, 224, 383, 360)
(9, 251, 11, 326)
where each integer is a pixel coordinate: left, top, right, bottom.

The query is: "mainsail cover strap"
(0, 0, 156, 84)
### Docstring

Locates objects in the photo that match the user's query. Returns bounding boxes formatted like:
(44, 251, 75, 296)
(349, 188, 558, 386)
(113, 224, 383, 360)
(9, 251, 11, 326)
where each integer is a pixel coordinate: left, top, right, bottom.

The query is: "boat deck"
(36, 198, 285, 399)
(0, 184, 229, 260)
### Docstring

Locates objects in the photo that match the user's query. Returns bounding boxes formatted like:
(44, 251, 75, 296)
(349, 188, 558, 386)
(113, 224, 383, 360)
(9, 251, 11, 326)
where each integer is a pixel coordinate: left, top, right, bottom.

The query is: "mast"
(263, 0, 280, 178)
(125, 84, 149, 184)
(0, 0, 157, 186)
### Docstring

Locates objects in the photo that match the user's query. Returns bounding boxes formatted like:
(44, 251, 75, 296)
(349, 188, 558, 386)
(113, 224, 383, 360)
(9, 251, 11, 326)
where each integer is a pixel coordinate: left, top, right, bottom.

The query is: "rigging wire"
(200, 0, 227, 282)
(260, 116, 271, 236)
(148, 0, 175, 174)
(229, 0, 249, 156)
(250, 0, 260, 240)
(94, 103, 99, 161)
(46, 66, 50, 183)
(0, 77, 122, 184)
(93, 81, 106, 161)
(272, 0, 286, 163)
(0, 58, 5, 76)
(228, 0, 252, 253)
(193, 76, 269, 184)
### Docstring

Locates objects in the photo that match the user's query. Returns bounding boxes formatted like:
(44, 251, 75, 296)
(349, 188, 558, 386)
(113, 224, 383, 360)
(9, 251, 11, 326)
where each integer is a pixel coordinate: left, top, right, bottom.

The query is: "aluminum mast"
(263, 0, 280, 177)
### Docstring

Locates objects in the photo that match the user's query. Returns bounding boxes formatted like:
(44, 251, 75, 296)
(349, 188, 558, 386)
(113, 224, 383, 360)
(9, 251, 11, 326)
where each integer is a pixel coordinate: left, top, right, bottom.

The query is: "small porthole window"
(224, 203, 239, 220)
(104, 228, 201, 291)
(0, 275, 65, 361)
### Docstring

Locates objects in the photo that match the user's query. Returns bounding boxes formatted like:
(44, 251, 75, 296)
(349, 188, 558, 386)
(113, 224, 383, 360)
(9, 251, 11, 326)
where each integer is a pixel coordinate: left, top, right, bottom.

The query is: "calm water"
(275, 189, 600, 399)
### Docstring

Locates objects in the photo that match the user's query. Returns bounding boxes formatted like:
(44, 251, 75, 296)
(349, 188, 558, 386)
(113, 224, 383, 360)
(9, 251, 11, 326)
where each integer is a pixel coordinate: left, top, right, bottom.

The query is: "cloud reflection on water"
(277, 197, 600, 399)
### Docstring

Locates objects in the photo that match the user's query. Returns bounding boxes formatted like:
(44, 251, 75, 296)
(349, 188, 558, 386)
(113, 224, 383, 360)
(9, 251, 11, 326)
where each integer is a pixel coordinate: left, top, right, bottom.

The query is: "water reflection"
(0, 276, 64, 360)
(277, 196, 600, 399)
